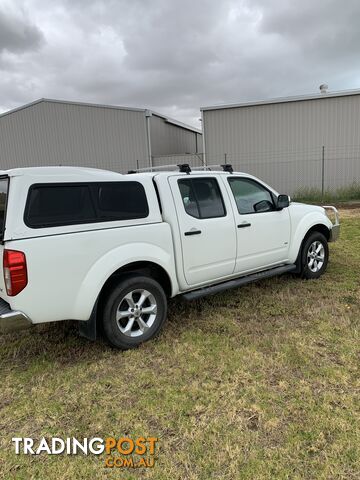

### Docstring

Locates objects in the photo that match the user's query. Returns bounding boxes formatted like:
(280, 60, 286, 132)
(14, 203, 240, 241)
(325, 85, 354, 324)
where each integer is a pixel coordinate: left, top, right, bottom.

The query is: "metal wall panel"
(152, 153, 204, 168)
(150, 114, 201, 156)
(0, 101, 149, 173)
(203, 95, 360, 194)
(204, 95, 360, 153)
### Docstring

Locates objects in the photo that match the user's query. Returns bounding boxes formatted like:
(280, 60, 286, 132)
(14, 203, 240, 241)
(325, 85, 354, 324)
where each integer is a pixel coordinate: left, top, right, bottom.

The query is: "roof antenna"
(178, 164, 191, 174)
(319, 84, 328, 94)
(221, 164, 233, 174)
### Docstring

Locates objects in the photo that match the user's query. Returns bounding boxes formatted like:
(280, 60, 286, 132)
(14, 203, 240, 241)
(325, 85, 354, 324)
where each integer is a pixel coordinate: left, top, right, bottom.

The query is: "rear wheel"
(102, 275, 167, 349)
(300, 232, 329, 279)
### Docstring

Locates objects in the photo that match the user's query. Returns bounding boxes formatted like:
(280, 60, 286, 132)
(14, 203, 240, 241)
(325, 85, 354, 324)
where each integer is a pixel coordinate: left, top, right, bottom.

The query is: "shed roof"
(201, 88, 360, 112)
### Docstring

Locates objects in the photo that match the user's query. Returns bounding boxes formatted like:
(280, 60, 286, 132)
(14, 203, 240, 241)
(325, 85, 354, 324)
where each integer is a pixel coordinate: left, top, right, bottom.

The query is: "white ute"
(0, 164, 340, 349)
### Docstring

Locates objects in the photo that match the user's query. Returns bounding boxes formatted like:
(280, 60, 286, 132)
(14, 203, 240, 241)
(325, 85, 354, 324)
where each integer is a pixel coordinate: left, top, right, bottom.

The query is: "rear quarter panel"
(4, 223, 177, 323)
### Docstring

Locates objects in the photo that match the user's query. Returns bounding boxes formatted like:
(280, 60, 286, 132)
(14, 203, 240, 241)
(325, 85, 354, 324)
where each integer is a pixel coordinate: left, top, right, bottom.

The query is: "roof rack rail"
(127, 164, 180, 174)
(192, 164, 234, 172)
(126, 163, 234, 174)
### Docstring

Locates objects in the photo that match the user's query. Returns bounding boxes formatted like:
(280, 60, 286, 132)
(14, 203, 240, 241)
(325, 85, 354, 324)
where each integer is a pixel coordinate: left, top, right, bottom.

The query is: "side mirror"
(276, 194, 290, 210)
(254, 199, 273, 212)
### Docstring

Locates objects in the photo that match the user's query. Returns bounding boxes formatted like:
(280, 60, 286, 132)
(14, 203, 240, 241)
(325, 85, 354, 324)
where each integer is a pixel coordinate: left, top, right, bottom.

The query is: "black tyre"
(102, 275, 167, 349)
(300, 232, 329, 279)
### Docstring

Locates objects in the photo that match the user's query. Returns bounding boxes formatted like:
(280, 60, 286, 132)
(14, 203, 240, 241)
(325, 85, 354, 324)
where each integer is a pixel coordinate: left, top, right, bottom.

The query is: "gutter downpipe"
(145, 110, 153, 171)
(200, 109, 206, 169)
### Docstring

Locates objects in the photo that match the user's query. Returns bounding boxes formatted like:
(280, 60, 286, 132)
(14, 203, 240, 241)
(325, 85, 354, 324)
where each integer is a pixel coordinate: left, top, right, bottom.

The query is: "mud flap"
(78, 300, 98, 341)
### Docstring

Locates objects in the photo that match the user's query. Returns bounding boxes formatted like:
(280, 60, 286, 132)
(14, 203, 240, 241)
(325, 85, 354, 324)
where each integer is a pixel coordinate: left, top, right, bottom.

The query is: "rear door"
(169, 175, 237, 286)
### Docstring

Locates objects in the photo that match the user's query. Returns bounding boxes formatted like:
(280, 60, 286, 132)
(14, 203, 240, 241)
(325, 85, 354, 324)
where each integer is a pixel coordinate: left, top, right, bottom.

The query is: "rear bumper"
(0, 298, 32, 334)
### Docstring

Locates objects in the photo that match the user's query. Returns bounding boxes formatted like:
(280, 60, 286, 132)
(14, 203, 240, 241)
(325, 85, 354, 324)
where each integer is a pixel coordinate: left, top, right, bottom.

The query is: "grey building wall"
(151, 153, 205, 168)
(0, 99, 203, 174)
(0, 100, 150, 173)
(202, 92, 360, 194)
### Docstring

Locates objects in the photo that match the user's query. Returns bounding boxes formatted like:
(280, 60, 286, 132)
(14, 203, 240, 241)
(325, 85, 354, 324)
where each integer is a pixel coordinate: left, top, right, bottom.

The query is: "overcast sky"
(1, 0, 359, 127)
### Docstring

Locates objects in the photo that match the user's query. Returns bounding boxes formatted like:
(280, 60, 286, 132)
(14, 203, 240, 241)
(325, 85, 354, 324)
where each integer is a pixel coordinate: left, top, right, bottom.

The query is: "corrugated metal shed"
(150, 113, 202, 156)
(201, 89, 360, 194)
(0, 99, 202, 173)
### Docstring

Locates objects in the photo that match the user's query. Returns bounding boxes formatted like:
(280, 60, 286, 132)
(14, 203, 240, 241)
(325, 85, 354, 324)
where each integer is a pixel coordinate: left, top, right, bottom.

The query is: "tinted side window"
(25, 182, 149, 228)
(178, 178, 226, 219)
(228, 178, 274, 214)
(93, 182, 149, 220)
(25, 185, 96, 227)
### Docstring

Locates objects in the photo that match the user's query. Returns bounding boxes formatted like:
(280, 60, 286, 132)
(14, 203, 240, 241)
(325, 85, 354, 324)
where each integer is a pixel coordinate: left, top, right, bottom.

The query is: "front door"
(223, 176, 291, 273)
(169, 175, 237, 286)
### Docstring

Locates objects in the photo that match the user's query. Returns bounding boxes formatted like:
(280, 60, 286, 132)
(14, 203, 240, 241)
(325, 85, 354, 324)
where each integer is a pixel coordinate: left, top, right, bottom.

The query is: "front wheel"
(102, 276, 167, 349)
(300, 232, 329, 279)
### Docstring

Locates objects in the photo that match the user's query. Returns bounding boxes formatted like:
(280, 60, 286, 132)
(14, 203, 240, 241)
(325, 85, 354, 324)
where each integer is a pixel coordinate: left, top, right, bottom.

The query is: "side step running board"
(182, 264, 297, 301)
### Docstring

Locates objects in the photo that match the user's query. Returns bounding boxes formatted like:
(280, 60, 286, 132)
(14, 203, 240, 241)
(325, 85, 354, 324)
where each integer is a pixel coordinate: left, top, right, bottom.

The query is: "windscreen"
(0, 177, 9, 239)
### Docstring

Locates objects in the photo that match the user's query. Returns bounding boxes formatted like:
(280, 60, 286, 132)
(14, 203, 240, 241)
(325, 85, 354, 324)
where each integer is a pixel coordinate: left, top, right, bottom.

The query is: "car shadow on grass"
(0, 269, 338, 372)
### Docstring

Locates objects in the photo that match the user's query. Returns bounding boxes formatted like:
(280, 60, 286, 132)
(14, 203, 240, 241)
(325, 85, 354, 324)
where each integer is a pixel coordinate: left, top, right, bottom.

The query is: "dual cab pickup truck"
(0, 164, 339, 349)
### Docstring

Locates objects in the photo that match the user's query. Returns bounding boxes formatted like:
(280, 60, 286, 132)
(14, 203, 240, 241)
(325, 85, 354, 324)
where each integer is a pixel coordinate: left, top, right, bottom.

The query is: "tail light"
(3, 249, 28, 296)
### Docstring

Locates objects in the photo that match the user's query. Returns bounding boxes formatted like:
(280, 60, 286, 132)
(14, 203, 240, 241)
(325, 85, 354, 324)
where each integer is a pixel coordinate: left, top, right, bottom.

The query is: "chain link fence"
(152, 145, 360, 198)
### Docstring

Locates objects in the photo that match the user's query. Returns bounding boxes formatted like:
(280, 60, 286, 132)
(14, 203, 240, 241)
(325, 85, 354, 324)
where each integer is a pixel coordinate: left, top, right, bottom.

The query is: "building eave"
(0, 98, 147, 120)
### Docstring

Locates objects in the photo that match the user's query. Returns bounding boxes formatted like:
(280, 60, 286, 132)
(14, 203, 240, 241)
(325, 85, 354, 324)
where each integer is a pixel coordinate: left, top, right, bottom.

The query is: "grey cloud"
(258, 0, 360, 62)
(0, 8, 44, 53)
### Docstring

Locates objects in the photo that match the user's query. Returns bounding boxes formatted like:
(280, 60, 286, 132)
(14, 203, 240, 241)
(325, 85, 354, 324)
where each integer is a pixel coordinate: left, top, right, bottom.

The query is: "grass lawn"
(0, 209, 359, 480)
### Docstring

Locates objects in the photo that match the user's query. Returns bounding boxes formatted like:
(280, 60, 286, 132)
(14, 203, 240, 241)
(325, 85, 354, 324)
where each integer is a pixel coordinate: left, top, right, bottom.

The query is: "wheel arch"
(304, 223, 330, 241)
(98, 261, 173, 303)
(294, 223, 330, 272)
(79, 260, 173, 342)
